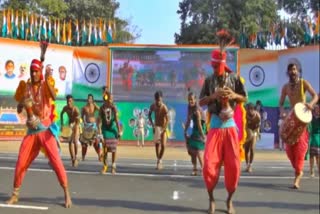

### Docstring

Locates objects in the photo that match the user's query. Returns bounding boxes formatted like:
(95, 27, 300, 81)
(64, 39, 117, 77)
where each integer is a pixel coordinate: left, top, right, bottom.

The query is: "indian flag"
(20, 11, 25, 39)
(2, 9, 7, 37)
(81, 20, 87, 46)
(107, 20, 112, 43)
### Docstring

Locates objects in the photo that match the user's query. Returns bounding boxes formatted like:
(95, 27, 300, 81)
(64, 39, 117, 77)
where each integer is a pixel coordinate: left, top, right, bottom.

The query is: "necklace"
(28, 83, 42, 105)
(289, 78, 300, 90)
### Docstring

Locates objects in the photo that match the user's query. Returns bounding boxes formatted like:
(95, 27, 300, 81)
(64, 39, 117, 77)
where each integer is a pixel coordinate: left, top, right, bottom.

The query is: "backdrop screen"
(111, 47, 238, 102)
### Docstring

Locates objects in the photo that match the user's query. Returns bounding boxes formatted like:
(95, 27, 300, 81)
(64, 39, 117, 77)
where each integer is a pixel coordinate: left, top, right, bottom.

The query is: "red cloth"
(30, 59, 43, 80)
(211, 49, 232, 76)
(285, 129, 309, 174)
(203, 127, 241, 193)
(13, 129, 68, 188)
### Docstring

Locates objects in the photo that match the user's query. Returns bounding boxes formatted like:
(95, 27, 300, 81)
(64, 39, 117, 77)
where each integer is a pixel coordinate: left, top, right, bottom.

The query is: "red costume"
(12, 59, 68, 190)
(285, 129, 309, 174)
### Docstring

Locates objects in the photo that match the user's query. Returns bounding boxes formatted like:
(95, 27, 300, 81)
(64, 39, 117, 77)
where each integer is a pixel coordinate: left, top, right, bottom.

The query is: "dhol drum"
(280, 102, 312, 145)
(61, 126, 72, 140)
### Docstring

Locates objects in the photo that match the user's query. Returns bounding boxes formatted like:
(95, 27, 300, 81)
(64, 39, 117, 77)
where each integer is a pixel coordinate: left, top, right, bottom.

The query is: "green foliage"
(175, 0, 278, 45)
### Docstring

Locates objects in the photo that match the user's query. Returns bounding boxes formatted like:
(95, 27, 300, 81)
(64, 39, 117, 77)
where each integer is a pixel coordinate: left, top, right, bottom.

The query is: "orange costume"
(12, 59, 68, 191)
(200, 46, 247, 196)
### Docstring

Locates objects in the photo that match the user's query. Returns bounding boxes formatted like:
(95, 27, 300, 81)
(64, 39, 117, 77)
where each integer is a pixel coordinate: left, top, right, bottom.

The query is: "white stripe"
(31, 63, 41, 69)
(1, 166, 317, 180)
(0, 203, 48, 210)
(211, 58, 226, 63)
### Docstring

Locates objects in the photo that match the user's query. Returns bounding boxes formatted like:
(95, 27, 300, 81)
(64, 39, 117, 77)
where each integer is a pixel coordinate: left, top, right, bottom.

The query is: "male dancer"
(199, 30, 247, 214)
(7, 45, 72, 207)
(60, 95, 81, 167)
(80, 94, 102, 161)
(244, 103, 261, 173)
(279, 63, 318, 189)
(148, 90, 169, 170)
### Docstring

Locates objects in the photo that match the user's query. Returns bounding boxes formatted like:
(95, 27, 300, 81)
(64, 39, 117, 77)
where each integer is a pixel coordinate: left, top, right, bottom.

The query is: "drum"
(280, 102, 312, 145)
(61, 126, 72, 139)
(80, 125, 96, 143)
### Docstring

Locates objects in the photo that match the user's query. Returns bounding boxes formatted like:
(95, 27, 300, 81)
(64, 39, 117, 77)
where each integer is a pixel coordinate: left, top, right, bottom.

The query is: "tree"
(277, 0, 319, 17)
(175, 0, 278, 46)
(277, 0, 319, 46)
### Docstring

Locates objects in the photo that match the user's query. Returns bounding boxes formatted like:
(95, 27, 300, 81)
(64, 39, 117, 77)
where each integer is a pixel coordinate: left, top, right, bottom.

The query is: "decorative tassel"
(40, 41, 49, 62)
(216, 30, 234, 53)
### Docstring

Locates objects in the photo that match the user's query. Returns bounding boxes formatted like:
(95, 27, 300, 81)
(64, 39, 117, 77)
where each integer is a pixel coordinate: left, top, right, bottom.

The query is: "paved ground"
(0, 141, 319, 214)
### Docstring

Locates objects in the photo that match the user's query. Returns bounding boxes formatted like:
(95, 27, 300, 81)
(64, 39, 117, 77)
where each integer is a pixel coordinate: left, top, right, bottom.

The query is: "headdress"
(29, 41, 49, 80)
(211, 30, 234, 76)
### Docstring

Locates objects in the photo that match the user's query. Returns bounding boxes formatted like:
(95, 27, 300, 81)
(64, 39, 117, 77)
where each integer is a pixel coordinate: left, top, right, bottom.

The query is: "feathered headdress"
(211, 30, 234, 76)
(29, 41, 49, 80)
(40, 41, 49, 63)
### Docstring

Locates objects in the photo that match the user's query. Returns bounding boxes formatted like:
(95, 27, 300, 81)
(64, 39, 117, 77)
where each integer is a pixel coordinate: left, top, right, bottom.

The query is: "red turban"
(30, 59, 43, 80)
(211, 49, 232, 76)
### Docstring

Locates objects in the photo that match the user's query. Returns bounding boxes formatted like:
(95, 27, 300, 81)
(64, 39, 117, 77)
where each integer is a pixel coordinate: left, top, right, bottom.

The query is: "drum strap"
(301, 79, 306, 102)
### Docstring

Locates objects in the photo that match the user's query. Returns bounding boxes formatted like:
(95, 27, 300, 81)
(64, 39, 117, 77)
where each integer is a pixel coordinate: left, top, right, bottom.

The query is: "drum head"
(294, 102, 312, 123)
(61, 126, 72, 138)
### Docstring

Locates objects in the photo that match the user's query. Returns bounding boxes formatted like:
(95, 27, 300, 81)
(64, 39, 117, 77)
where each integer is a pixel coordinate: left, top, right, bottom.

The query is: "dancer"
(279, 63, 318, 189)
(6, 42, 72, 208)
(98, 90, 121, 174)
(80, 94, 102, 161)
(308, 96, 320, 177)
(60, 95, 81, 167)
(119, 61, 134, 91)
(184, 91, 206, 176)
(244, 103, 261, 173)
(148, 90, 169, 170)
(136, 112, 146, 147)
(199, 30, 247, 214)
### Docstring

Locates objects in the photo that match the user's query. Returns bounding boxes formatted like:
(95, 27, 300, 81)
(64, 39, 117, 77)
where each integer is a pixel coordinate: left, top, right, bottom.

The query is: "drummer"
(60, 95, 81, 167)
(80, 94, 102, 161)
(244, 103, 261, 173)
(279, 63, 318, 189)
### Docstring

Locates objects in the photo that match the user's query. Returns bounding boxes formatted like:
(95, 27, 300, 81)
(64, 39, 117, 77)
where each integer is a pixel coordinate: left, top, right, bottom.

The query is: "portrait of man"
(18, 63, 28, 79)
(4, 60, 16, 79)
(59, 65, 67, 81)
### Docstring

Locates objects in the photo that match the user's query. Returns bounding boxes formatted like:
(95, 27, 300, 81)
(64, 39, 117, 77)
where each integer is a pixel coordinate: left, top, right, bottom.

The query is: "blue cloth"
(4, 73, 16, 79)
(84, 122, 97, 130)
(26, 122, 61, 153)
(210, 114, 236, 129)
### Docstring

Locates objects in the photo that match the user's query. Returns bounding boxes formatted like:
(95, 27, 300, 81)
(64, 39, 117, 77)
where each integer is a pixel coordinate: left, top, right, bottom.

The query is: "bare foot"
(208, 200, 215, 214)
(6, 194, 19, 205)
(310, 170, 315, 178)
(191, 168, 198, 176)
(293, 171, 303, 189)
(111, 168, 116, 175)
(73, 159, 79, 167)
(64, 191, 72, 208)
(111, 163, 116, 175)
(101, 165, 108, 174)
(226, 199, 235, 214)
